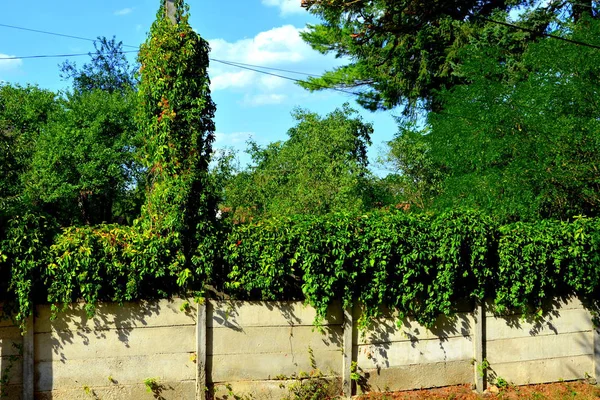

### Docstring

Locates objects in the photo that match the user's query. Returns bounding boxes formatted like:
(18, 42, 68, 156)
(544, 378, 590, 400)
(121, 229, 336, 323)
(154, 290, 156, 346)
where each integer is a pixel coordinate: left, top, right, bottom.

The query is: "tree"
(413, 20, 600, 221)
(224, 105, 377, 218)
(20, 35, 143, 226)
(60, 36, 137, 94)
(136, 0, 218, 267)
(378, 121, 442, 210)
(25, 90, 138, 225)
(0, 84, 57, 221)
(300, 0, 598, 111)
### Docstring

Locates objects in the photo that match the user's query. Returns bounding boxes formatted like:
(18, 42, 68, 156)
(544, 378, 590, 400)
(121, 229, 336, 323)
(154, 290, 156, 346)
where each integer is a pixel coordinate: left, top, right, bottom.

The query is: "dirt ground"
(357, 381, 600, 399)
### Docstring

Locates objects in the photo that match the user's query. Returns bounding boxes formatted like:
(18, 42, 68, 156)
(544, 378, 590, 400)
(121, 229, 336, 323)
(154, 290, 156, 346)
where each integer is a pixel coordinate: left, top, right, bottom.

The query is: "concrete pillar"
(473, 302, 485, 393)
(594, 323, 600, 385)
(165, 0, 176, 24)
(196, 301, 207, 400)
(22, 314, 34, 400)
(342, 305, 353, 398)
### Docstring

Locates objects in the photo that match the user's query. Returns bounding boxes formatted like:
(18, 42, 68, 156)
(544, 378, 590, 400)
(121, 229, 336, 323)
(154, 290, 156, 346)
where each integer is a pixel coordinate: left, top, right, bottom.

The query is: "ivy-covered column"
(137, 0, 218, 282)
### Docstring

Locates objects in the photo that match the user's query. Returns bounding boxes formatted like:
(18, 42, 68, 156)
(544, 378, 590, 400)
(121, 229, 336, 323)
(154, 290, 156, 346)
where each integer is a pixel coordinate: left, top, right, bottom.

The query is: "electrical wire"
(0, 51, 138, 60)
(0, 24, 360, 94)
(210, 58, 361, 96)
(0, 23, 139, 48)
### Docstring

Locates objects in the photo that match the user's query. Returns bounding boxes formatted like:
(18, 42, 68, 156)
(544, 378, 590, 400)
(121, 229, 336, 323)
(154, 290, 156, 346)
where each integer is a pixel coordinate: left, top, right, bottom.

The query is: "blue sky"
(0, 0, 399, 173)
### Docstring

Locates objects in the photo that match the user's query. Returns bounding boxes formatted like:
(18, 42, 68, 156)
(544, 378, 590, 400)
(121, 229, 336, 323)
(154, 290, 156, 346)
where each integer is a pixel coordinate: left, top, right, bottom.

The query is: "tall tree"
(137, 0, 217, 265)
(300, 0, 598, 111)
(224, 105, 376, 218)
(60, 36, 137, 94)
(407, 20, 600, 221)
(0, 84, 57, 221)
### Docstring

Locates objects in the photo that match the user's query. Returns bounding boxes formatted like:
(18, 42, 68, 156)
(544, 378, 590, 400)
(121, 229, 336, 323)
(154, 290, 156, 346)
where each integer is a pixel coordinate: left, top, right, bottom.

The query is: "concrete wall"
(485, 297, 595, 386)
(354, 310, 475, 393)
(0, 314, 23, 399)
(208, 301, 343, 399)
(0, 297, 598, 399)
(33, 298, 197, 400)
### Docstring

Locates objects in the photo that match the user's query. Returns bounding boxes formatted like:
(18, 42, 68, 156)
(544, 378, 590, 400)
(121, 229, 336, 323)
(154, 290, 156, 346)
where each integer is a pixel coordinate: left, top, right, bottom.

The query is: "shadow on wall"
(34, 298, 195, 397)
(354, 304, 473, 370)
(484, 295, 596, 387)
(206, 300, 344, 398)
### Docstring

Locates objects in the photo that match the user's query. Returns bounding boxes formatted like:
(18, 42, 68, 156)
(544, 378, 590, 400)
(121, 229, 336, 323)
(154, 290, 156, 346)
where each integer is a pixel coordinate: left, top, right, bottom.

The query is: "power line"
(0, 22, 356, 87)
(211, 58, 361, 96)
(211, 59, 323, 78)
(0, 23, 139, 49)
(0, 51, 138, 60)
(0, 50, 362, 96)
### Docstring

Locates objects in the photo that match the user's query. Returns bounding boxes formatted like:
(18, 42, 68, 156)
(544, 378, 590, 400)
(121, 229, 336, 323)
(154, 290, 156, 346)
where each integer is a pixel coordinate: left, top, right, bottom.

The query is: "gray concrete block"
(0, 327, 22, 357)
(356, 335, 473, 369)
(35, 353, 196, 391)
(486, 308, 592, 341)
(0, 355, 23, 385)
(34, 325, 195, 362)
(208, 301, 343, 328)
(35, 298, 196, 333)
(208, 350, 343, 382)
(209, 325, 342, 356)
(35, 381, 195, 400)
(359, 360, 473, 393)
(485, 297, 584, 317)
(486, 331, 593, 364)
(487, 355, 594, 385)
(355, 312, 473, 345)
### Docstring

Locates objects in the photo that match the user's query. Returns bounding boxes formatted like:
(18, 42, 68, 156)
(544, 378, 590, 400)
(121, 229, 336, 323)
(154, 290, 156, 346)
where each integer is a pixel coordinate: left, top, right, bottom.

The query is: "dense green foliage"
(301, 0, 597, 111)
(0, 85, 58, 220)
(26, 90, 139, 225)
(4, 207, 600, 328)
(383, 19, 600, 222)
(223, 105, 381, 219)
(2, 0, 600, 334)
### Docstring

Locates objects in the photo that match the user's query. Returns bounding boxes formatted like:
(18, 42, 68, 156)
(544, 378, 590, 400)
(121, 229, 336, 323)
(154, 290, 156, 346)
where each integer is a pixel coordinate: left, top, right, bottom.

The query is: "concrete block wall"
(33, 298, 198, 399)
(485, 297, 595, 386)
(208, 301, 344, 399)
(1, 297, 599, 399)
(354, 310, 475, 393)
(0, 315, 23, 399)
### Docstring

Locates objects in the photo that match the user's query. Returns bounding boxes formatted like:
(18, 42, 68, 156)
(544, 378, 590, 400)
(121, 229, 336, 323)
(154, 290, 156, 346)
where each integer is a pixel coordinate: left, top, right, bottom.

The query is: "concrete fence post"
(473, 302, 486, 393)
(594, 323, 600, 385)
(22, 314, 34, 400)
(165, 0, 177, 24)
(196, 301, 207, 400)
(341, 304, 353, 398)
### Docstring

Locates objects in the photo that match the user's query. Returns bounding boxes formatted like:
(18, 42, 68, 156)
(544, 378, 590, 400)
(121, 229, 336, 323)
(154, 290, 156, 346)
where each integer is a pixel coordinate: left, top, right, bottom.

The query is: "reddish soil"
(357, 381, 600, 399)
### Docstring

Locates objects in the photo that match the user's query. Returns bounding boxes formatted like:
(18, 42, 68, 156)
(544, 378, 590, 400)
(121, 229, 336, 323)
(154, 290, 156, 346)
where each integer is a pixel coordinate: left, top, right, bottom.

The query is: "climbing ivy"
(0, 0, 219, 324)
(2, 1, 600, 331)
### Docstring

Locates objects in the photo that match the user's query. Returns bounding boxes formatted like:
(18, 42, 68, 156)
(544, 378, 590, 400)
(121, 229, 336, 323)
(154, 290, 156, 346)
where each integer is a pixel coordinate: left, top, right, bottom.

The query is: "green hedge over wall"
(2, 209, 600, 328)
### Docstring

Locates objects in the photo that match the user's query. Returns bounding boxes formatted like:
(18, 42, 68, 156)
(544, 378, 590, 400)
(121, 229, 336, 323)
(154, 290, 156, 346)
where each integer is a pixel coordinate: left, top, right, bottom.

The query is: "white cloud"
(114, 7, 134, 16)
(243, 93, 287, 106)
(209, 25, 310, 67)
(211, 70, 255, 91)
(214, 131, 254, 147)
(262, 0, 305, 16)
(0, 54, 23, 71)
(206, 25, 345, 107)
